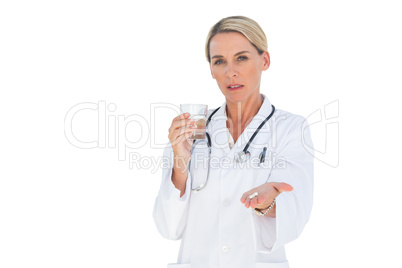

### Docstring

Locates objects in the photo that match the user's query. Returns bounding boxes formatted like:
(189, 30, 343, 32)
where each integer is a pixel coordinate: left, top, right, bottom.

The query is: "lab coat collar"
(209, 93, 273, 158)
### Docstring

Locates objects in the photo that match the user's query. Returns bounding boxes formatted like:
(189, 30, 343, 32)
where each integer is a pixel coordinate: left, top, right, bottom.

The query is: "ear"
(262, 51, 270, 71)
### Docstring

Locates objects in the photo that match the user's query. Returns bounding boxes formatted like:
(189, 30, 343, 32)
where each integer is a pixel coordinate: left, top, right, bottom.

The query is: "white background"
(1, 0, 401, 267)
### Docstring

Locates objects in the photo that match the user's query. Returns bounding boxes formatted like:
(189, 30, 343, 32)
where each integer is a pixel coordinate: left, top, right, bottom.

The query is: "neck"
(226, 93, 263, 129)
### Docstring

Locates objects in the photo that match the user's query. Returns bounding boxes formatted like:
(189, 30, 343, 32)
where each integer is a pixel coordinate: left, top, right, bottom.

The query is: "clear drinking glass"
(180, 104, 208, 139)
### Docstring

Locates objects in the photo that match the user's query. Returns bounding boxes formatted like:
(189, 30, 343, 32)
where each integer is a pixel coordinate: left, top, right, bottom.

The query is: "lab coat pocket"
(255, 261, 289, 268)
(167, 263, 191, 268)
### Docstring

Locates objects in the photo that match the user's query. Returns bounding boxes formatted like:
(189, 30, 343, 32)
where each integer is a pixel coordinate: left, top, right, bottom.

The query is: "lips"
(227, 84, 244, 91)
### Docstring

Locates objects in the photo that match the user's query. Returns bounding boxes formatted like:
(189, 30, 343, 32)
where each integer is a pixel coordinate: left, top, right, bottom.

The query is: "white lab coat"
(153, 94, 314, 268)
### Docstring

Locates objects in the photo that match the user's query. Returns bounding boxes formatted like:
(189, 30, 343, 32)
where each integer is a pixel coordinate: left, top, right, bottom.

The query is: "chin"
(224, 94, 246, 103)
(223, 90, 249, 101)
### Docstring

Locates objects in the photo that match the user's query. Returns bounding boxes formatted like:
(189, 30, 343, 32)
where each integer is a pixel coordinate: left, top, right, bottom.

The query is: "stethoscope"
(190, 105, 275, 192)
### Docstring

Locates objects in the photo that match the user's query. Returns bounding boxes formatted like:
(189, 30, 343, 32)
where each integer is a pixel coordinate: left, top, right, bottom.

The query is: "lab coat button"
(222, 245, 230, 253)
(222, 200, 230, 207)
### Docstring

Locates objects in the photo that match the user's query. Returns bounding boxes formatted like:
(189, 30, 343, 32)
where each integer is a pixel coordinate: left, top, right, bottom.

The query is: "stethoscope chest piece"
(235, 150, 250, 163)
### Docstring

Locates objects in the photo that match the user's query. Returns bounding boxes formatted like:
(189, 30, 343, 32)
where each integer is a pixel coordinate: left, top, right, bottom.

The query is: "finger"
(172, 125, 197, 140)
(170, 118, 195, 134)
(256, 195, 266, 205)
(240, 190, 255, 203)
(169, 119, 195, 132)
(250, 197, 258, 209)
(170, 120, 196, 136)
(272, 182, 294, 193)
(240, 193, 248, 203)
(185, 135, 195, 146)
(172, 112, 190, 122)
(170, 113, 191, 135)
(171, 130, 195, 145)
(244, 197, 251, 208)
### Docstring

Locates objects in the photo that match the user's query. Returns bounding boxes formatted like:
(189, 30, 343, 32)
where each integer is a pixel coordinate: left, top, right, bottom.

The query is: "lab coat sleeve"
(152, 143, 192, 240)
(252, 116, 314, 253)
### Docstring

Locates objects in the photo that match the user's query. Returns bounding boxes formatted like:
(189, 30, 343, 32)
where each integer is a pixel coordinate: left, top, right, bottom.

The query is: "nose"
(225, 62, 237, 78)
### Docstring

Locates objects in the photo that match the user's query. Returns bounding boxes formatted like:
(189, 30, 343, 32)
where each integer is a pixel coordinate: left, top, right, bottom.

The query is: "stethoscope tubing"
(190, 105, 276, 192)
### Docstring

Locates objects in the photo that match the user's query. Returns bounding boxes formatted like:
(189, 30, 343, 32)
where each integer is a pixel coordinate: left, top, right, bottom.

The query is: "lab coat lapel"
(209, 94, 273, 159)
(232, 94, 273, 158)
(209, 101, 231, 156)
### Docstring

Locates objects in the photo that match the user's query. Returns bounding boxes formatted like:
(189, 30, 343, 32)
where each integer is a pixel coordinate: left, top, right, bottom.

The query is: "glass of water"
(180, 104, 208, 139)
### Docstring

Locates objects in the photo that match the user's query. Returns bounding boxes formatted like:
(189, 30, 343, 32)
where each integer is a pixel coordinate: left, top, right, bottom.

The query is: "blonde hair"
(205, 16, 268, 62)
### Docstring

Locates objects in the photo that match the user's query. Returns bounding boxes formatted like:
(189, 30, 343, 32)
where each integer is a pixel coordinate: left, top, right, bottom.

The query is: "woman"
(153, 16, 314, 268)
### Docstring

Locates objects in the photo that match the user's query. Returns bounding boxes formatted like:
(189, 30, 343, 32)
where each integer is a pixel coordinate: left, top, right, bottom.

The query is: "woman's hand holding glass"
(167, 112, 197, 196)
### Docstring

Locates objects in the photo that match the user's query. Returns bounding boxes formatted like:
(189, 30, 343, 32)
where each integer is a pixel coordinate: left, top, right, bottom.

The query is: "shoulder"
(206, 107, 222, 123)
(207, 107, 221, 117)
(272, 108, 310, 138)
(271, 107, 314, 157)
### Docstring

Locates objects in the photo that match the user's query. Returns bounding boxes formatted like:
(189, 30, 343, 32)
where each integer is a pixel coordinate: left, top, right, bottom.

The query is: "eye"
(238, 56, 248, 61)
(214, 59, 224, 65)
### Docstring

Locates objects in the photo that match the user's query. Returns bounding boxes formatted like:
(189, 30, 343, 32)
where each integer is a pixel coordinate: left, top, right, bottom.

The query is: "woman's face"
(209, 32, 270, 103)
